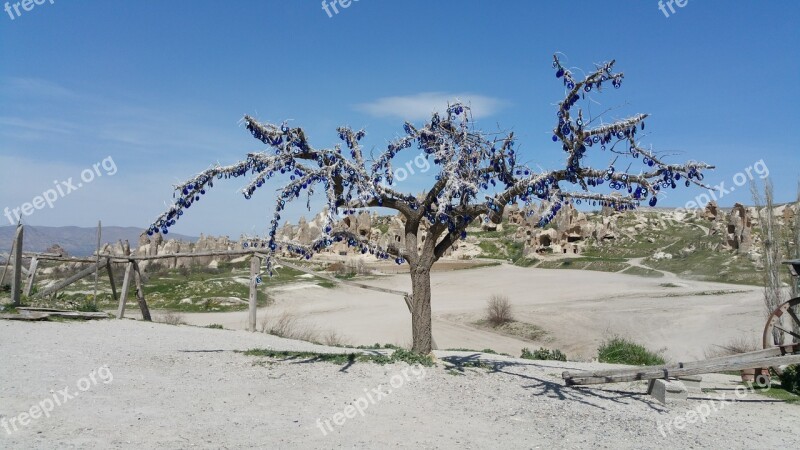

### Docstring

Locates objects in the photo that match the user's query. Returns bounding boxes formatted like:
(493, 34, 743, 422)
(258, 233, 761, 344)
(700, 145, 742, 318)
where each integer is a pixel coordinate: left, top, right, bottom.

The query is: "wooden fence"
(2, 225, 422, 341)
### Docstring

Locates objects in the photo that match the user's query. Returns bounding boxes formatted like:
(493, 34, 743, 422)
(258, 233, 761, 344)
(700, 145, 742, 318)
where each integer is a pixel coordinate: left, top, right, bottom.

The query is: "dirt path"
(1, 320, 797, 449)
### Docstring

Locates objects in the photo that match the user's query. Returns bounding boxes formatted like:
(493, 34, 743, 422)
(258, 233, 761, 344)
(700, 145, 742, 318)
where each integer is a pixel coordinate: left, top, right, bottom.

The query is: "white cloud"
(2, 77, 78, 99)
(354, 92, 507, 121)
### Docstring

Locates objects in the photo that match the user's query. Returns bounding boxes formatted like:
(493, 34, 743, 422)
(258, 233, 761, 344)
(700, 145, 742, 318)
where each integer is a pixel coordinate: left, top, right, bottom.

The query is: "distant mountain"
(0, 225, 197, 257)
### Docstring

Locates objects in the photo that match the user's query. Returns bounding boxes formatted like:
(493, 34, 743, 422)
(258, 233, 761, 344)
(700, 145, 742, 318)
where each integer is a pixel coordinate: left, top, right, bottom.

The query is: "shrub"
(263, 312, 319, 343)
(703, 336, 759, 359)
(598, 336, 666, 366)
(521, 347, 567, 361)
(76, 298, 100, 312)
(779, 365, 800, 396)
(323, 330, 347, 347)
(205, 324, 224, 329)
(486, 294, 514, 327)
(158, 311, 186, 325)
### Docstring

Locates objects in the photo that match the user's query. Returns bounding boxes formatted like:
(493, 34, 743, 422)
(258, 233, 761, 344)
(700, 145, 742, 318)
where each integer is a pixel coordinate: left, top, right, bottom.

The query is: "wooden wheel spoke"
(773, 325, 800, 342)
(787, 307, 800, 328)
(763, 298, 800, 377)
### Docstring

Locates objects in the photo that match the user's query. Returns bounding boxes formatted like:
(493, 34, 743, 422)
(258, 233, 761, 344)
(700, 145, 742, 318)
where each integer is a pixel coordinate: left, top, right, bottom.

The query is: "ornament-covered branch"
(148, 54, 713, 274)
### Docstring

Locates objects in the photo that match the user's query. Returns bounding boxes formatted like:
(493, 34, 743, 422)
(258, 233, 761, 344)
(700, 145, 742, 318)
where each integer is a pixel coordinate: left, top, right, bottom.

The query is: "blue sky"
(1, 0, 798, 237)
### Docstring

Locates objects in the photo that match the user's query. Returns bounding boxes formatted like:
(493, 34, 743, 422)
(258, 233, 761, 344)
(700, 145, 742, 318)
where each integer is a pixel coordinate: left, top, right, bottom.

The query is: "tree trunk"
(410, 264, 433, 354)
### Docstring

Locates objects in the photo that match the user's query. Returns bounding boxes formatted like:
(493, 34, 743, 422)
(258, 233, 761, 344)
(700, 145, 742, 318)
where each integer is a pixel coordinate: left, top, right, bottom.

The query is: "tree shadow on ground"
(440, 353, 668, 412)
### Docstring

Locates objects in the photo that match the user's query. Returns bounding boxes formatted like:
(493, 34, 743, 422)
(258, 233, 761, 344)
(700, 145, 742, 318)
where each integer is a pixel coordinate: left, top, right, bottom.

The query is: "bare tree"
(751, 180, 785, 320)
(789, 183, 800, 298)
(148, 55, 712, 354)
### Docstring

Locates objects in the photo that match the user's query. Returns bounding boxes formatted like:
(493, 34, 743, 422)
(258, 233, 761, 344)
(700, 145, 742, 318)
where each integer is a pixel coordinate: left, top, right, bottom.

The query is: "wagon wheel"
(762, 297, 800, 375)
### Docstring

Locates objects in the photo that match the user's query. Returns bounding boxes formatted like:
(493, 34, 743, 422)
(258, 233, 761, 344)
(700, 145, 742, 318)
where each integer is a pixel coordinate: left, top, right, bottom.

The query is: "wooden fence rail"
(5, 226, 433, 345)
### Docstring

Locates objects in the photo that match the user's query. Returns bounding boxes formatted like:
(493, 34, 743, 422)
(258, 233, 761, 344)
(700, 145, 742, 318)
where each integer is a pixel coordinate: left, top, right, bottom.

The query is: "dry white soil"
(177, 264, 767, 361)
(1, 320, 798, 449)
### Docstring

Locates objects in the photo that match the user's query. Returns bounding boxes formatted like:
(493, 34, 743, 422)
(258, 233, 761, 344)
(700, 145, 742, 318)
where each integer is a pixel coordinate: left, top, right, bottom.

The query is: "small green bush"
(598, 336, 666, 366)
(389, 348, 435, 366)
(779, 365, 800, 396)
(205, 324, 224, 329)
(76, 298, 100, 312)
(521, 347, 567, 361)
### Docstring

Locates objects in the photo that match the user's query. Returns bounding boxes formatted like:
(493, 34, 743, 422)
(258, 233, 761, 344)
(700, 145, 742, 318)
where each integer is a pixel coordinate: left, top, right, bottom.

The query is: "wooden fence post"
(11, 224, 23, 306)
(116, 262, 133, 319)
(34, 260, 106, 299)
(132, 262, 151, 321)
(92, 221, 101, 306)
(106, 259, 118, 302)
(249, 254, 261, 332)
(23, 257, 39, 297)
(0, 238, 13, 286)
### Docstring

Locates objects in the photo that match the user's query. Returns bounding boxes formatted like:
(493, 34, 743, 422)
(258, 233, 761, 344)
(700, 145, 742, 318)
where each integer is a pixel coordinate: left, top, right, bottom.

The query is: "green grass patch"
(621, 266, 664, 278)
(240, 347, 434, 367)
(598, 336, 666, 366)
(445, 348, 511, 357)
(474, 319, 547, 341)
(751, 384, 800, 404)
(520, 347, 567, 361)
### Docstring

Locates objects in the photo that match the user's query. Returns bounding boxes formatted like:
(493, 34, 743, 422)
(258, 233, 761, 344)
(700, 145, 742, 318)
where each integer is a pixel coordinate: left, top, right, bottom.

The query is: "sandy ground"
(0, 320, 797, 449)
(171, 264, 766, 361)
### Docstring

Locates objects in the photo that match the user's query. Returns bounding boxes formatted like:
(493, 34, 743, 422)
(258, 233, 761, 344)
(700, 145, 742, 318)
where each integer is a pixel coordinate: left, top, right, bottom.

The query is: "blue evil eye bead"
(584, 84, 592, 92)
(674, 173, 681, 180)
(255, 276, 262, 284)
(685, 180, 691, 187)
(576, 118, 583, 127)
(556, 68, 564, 78)
(552, 135, 558, 142)
(281, 124, 290, 133)
(641, 122, 645, 130)
(567, 81, 575, 89)
(649, 196, 658, 207)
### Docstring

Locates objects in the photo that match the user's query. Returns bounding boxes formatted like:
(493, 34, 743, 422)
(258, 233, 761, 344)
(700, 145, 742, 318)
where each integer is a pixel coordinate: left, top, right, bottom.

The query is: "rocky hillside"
(0, 225, 197, 257)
